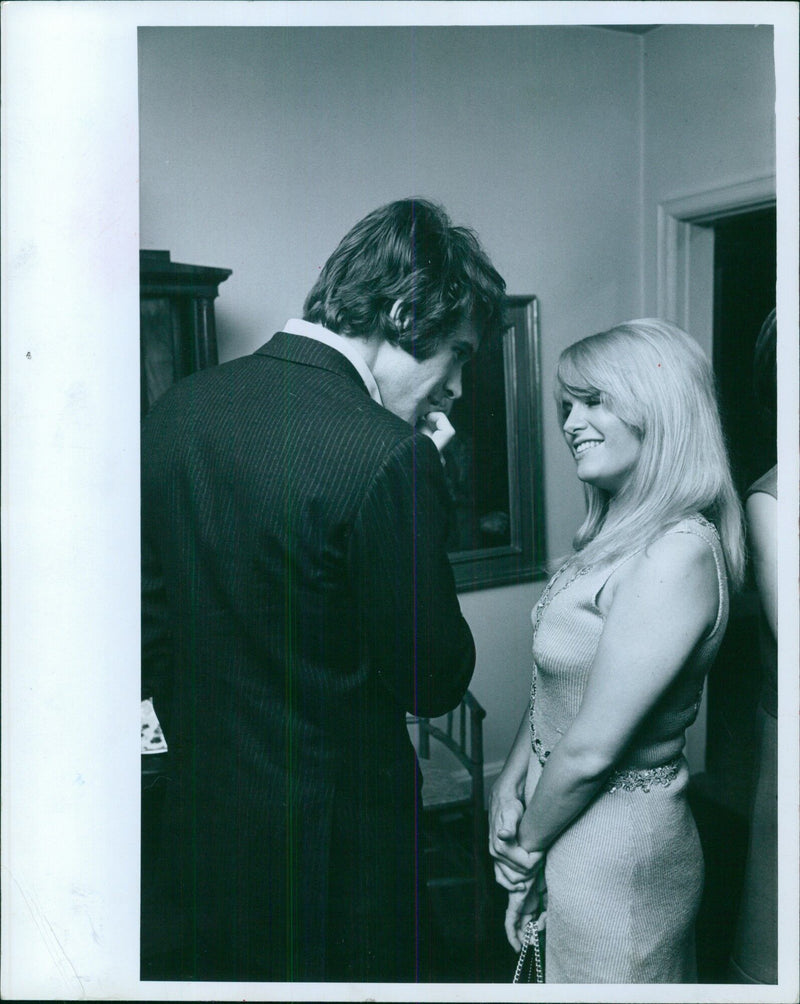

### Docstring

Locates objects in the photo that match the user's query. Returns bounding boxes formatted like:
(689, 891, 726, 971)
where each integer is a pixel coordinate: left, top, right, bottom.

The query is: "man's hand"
(489, 790, 541, 890)
(417, 410, 455, 453)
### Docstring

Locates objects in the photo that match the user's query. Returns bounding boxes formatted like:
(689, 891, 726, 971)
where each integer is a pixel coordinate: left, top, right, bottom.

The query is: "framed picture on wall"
(444, 294, 546, 591)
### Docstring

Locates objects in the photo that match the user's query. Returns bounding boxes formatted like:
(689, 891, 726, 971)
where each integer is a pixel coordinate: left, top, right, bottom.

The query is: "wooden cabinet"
(140, 250, 232, 416)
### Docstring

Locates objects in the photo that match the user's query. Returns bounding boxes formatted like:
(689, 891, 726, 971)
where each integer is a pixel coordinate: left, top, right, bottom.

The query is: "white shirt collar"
(282, 318, 382, 406)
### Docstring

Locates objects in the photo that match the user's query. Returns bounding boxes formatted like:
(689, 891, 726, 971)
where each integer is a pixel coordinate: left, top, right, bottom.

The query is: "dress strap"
(663, 515, 727, 639)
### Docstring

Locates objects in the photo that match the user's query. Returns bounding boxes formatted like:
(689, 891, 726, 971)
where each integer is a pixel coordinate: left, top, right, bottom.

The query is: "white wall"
(139, 25, 644, 769)
(641, 25, 776, 320)
(638, 24, 776, 773)
(139, 23, 776, 773)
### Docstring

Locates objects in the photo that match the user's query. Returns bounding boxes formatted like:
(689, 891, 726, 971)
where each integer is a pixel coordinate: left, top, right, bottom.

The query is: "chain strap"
(512, 919, 543, 983)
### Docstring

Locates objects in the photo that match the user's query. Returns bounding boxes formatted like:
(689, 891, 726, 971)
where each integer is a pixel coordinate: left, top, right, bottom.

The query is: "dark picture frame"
(443, 294, 547, 591)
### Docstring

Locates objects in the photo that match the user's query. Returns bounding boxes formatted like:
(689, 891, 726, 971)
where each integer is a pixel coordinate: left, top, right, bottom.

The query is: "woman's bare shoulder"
(599, 528, 716, 617)
(629, 530, 717, 624)
(639, 527, 717, 578)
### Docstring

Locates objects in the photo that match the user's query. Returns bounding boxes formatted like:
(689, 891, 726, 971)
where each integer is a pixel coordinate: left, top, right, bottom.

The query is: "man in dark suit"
(140, 198, 506, 982)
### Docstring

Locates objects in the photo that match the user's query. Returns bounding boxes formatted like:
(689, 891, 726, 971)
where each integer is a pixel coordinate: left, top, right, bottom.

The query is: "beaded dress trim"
(528, 515, 720, 792)
(604, 756, 682, 793)
(528, 559, 591, 766)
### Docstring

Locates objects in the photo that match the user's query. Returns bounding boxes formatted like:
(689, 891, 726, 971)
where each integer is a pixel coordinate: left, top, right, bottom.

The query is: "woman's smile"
(573, 438, 602, 457)
(561, 392, 641, 494)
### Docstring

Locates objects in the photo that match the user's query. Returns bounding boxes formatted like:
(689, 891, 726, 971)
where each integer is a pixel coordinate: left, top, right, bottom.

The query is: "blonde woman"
(490, 319, 745, 983)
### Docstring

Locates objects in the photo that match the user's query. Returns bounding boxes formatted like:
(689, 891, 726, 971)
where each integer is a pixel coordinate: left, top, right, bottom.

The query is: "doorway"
(690, 204, 776, 982)
(713, 206, 778, 493)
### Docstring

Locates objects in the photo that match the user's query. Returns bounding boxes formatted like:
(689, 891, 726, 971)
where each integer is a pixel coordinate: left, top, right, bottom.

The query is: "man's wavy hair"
(303, 198, 506, 359)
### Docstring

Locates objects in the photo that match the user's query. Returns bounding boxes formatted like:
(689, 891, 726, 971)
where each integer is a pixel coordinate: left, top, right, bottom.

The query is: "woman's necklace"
(529, 558, 592, 764)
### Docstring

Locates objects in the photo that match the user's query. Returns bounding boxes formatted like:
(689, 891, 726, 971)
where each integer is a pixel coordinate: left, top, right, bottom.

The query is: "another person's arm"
(746, 491, 777, 639)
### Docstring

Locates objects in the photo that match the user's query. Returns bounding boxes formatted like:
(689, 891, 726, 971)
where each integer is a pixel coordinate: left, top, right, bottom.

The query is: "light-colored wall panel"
(139, 23, 777, 772)
(139, 24, 644, 768)
(641, 24, 776, 321)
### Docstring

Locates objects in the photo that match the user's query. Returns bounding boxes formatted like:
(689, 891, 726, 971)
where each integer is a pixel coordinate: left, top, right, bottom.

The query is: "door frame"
(657, 174, 776, 356)
(656, 174, 776, 773)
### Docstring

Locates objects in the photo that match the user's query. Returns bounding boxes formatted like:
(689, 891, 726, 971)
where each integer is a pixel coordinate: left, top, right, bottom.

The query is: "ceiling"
(596, 25, 661, 34)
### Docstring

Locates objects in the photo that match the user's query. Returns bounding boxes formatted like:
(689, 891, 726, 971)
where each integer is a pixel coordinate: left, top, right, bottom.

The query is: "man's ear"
(389, 299, 408, 331)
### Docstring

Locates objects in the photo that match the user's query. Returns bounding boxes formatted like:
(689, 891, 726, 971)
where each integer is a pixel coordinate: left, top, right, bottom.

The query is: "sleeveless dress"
(730, 466, 778, 983)
(523, 515, 729, 983)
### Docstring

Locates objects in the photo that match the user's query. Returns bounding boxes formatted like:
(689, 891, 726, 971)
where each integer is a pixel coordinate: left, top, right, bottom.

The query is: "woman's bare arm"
(517, 532, 718, 853)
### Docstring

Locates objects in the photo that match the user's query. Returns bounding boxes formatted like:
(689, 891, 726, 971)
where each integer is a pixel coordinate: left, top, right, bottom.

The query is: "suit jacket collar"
(255, 331, 373, 399)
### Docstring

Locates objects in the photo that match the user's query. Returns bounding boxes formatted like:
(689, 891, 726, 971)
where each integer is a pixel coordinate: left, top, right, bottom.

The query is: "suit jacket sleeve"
(348, 432, 476, 717)
(141, 480, 175, 733)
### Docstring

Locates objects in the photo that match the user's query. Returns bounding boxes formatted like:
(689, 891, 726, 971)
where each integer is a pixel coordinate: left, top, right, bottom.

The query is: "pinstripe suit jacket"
(141, 331, 475, 981)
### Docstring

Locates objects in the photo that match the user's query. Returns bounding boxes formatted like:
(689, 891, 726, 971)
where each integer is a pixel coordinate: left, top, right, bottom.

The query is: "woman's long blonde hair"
(556, 318, 745, 588)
